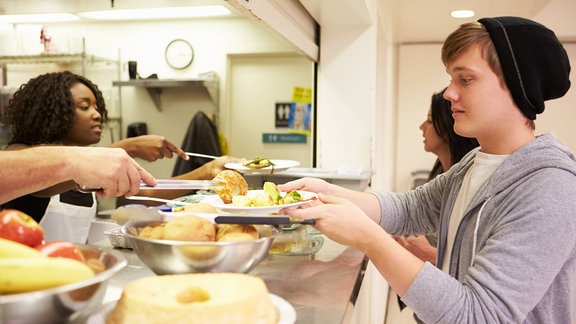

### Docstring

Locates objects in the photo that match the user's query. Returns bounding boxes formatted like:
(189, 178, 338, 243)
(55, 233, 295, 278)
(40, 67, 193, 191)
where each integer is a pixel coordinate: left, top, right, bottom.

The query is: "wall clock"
(165, 39, 194, 70)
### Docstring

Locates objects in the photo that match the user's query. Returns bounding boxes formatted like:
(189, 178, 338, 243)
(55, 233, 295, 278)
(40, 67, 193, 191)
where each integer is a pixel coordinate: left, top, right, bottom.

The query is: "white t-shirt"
(442, 151, 508, 273)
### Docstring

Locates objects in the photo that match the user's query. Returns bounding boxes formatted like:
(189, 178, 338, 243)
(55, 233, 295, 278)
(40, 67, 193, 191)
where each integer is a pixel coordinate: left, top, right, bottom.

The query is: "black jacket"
(172, 111, 221, 176)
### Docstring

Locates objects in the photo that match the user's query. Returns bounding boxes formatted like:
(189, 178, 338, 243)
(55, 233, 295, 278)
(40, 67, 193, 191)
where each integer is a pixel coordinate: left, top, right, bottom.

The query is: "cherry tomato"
(35, 241, 86, 262)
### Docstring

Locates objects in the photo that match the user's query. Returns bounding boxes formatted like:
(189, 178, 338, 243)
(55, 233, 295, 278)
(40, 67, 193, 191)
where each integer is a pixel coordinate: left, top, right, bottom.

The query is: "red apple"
(0, 209, 44, 247)
(35, 241, 85, 262)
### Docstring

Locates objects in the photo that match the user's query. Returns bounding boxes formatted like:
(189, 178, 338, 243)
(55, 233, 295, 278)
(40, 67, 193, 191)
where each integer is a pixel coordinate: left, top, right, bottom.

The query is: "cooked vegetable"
(263, 182, 281, 204)
(231, 182, 304, 207)
(251, 192, 275, 207)
(282, 190, 302, 204)
(231, 195, 252, 207)
(242, 157, 275, 169)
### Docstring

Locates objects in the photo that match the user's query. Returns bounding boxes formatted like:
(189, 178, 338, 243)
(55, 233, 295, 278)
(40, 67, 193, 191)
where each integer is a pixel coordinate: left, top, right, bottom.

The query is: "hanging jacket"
(172, 111, 221, 177)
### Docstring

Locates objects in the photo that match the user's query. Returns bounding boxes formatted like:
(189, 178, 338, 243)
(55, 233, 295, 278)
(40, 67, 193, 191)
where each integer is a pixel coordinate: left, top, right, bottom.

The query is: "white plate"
(202, 190, 317, 214)
(270, 293, 297, 324)
(225, 159, 300, 174)
(86, 294, 295, 324)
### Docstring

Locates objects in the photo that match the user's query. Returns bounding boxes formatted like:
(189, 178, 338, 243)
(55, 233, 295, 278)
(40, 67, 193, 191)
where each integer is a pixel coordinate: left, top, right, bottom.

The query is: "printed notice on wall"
(292, 86, 312, 104)
(288, 102, 311, 134)
(288, 86, 312, 134)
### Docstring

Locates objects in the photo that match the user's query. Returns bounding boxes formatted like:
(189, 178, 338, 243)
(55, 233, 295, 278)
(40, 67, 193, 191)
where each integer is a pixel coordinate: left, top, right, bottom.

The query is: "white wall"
(395, 43, 449, 192)
(395, 42, 576, 192)
(534, 43, 576, 149)
(315, 24, 376, 174)
(313, 1, 396, 323)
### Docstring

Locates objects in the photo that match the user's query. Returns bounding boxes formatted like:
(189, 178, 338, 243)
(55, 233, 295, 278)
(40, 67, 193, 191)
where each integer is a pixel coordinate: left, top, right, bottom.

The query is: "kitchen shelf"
(0, 53, 117, 65)
(0, 53, 118, 78)
(0, 44, 123, 140)
(112, 72, 219, 111)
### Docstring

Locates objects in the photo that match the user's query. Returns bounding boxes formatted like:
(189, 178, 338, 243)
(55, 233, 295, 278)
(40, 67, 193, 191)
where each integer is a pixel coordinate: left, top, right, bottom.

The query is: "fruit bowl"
(0, 245, 126, 324)
(122, 220, 279, 275)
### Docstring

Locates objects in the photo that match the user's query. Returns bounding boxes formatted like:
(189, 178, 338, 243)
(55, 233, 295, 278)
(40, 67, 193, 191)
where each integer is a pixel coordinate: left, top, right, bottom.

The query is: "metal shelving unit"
(112, 72, 219, 111)
(0, 37, 119, 85)
(0, 45, 122, 141)
(0, 53, 117, 75)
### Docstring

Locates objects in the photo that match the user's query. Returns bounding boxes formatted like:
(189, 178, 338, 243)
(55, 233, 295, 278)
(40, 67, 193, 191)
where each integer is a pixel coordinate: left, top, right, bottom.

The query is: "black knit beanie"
(478, 16, 571, 120)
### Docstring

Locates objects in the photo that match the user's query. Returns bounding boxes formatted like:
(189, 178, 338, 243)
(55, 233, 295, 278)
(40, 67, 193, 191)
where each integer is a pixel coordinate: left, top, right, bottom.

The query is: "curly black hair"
(5, 71, 108, 146)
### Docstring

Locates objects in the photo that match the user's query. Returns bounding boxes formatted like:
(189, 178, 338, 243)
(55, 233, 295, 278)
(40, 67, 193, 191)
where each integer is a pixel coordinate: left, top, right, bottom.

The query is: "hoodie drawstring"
(471, 196, 494, 266)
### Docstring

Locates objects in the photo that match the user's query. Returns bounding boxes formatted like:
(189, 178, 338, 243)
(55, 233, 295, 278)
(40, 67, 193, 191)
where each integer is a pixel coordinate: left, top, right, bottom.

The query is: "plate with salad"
(202, 182, 317, 214)
(224, 157, 300, 174)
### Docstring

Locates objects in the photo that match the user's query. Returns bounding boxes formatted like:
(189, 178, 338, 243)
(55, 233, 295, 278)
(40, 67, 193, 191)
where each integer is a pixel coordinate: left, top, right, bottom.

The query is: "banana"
(0, 257, 95, 293)
(0, 237, 42, 258)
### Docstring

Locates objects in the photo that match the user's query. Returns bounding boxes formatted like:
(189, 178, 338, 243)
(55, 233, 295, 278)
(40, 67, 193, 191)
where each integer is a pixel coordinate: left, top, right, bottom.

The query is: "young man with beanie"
(279, 16, 575, 323)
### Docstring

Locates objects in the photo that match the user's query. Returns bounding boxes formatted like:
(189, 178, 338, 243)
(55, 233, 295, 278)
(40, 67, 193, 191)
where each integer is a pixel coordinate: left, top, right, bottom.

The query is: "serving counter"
(94, 232, 366, 323)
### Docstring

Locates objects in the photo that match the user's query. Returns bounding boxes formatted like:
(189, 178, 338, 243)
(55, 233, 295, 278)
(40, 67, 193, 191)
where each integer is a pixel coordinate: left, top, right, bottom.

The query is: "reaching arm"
(278, 177, 382, 223)
(109, 135, 188, 162)
(4, 142, 77, 197)
(282, 192, 425, 297)
(0, 146, 156, 204)
(395, 236, 437, 264)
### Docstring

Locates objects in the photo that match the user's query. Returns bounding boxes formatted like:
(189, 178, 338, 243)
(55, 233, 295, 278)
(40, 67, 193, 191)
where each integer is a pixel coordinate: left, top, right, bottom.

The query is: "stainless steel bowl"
(0, 245, 126, 324)
(122, 220, 279, 275)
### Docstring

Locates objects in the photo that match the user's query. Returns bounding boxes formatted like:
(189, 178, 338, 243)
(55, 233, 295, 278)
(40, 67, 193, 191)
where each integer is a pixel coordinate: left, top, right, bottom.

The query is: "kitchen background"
(0, 2, 315, 180)
(1, 1, 575, 322)
(2, 0, 573, 195)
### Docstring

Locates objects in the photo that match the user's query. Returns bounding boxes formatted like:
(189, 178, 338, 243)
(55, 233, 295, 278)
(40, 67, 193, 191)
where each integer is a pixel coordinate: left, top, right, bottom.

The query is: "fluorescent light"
(0, 13, 80, 24)
(451, 10, 475, 19)
(79, 6, 231, 21)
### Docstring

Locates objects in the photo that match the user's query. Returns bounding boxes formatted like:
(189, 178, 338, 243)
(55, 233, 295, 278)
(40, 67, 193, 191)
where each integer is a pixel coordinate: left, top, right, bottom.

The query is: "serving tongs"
(139, 179, 222, 190)
(212, 215, 315, 225)
(125, 196, 197, 205)
(162, 208, 315, 225)
(76, 179, 222, 193)
(185, 152, 220, 159)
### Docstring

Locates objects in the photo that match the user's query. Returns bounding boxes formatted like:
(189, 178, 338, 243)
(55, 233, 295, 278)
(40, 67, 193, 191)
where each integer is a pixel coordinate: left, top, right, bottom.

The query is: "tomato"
(35, 241, 86, 262)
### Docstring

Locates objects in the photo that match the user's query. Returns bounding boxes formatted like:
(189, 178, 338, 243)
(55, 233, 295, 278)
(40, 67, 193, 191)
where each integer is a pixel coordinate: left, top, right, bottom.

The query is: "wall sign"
(262, 133, 307, 143)
(292, 86, 312, 103)
(275, 102, 292, 127)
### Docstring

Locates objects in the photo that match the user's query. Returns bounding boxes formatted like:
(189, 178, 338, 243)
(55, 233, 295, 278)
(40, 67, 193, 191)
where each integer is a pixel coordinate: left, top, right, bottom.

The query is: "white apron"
(39, 192, 97, 244)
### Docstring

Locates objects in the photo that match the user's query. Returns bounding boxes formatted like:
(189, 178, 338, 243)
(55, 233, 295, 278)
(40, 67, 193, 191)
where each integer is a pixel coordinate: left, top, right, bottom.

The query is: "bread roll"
(163, 215, 216, 242)
(212, 170, 248, 204)
(139, 223, 165, 239)
(216, 224, 259, 242)
(180, 202, 218, 214)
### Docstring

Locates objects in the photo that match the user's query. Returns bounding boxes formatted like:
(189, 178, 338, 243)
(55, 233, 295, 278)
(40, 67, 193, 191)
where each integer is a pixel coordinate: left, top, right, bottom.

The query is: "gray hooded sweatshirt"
(375, 133, 576, 323)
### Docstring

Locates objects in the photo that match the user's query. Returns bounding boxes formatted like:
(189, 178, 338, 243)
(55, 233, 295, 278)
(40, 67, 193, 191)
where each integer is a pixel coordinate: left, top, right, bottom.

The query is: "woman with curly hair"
(2, 71, 236, 242)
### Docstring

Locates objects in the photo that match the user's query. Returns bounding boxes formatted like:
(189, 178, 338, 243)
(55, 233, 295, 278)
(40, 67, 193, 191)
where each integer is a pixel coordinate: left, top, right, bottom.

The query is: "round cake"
(106, 273, 278, 324)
